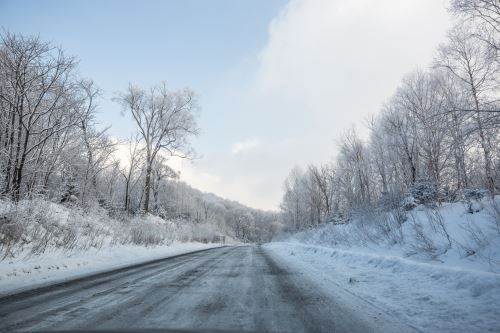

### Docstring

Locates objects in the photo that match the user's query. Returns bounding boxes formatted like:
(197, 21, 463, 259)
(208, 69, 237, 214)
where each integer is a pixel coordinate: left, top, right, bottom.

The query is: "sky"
(0, 0, 451, 211)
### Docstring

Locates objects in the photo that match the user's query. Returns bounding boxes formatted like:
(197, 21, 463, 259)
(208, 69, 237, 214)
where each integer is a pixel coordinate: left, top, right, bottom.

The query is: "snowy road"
(0, 245, 417, 333)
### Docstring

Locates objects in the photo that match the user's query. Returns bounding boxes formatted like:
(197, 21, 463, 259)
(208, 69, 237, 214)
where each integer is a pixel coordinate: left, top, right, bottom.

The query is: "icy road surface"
(0, 245, 417, 333)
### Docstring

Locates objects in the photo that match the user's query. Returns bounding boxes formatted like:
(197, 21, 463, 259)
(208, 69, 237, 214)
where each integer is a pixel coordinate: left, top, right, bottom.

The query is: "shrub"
(408, 178, 437, 206)
(486, 199, 500, 233)
(407, 215, 438, 259)
(463, 188, 487, 214)
(401, 196, 418, 211)
(464, 188, 487, 201)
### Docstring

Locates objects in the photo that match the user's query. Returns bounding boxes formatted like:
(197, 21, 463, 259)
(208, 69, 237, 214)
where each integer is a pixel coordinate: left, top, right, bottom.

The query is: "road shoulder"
(263, 242, 424, 333)
(0, 243, 225, 299)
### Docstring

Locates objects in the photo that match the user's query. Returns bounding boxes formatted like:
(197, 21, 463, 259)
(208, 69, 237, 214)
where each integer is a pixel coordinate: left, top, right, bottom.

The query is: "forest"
(0, 32, 278, 257)
(280, 0, 500, 233)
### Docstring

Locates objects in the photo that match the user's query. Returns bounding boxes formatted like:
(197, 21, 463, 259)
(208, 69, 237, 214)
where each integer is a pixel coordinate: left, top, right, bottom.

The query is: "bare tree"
(451, 0, 500, 54)
(0, 32, 81, 201)
(308, 164, 335, 218)
(397, 71, 452, 193)
(435, 26, 498, 196)
(151, 155, 178, 213)
(115, 82, 199, 213)
(76, 80, 118, 203)
(437, 70, 472, 192)
(118, 134, 144, 213)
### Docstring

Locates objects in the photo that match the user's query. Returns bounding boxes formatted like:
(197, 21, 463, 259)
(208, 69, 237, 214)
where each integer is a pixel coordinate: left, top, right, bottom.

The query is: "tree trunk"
(12, 130, 30, 201)
(471, 86, 495, 197)
(143, 163, 152, 213)
(124, 178, 130, 213)
(2, 106, 16, 195)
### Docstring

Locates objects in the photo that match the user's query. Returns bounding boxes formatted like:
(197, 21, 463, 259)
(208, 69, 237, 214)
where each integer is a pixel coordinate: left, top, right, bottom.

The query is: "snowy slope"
(282, 199, 500, 273)
(270, 199, 500, 332)
(265, 242, 500, 332)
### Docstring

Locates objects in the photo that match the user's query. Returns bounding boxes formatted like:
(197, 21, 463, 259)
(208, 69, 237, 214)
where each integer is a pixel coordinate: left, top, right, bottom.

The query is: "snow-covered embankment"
(267, 199, 500, 332)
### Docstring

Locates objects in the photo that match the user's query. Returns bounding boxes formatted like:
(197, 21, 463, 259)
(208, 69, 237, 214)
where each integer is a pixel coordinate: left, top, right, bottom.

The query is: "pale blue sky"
(0, 0, 286, 150)
(0, 0, 451, 210)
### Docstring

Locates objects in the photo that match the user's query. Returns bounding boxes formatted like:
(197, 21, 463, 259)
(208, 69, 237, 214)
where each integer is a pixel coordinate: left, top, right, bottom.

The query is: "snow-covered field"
(270, 199, 500, 332)
(0, 242, 222, 297)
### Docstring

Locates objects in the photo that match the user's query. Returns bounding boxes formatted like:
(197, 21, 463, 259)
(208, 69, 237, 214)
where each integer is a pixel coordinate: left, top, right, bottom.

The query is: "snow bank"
(283, 198, 500, 273)
(0, 198, 225, 258)
(271, 199, 500, 331)
(265, 242, 500, 332)
(0, 242, 222, 297)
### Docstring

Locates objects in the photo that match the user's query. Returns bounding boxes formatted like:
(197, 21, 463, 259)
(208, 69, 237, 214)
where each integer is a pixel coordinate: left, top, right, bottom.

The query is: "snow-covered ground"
(0, 242, 222, 297)
(282, 199, 500, 272)
(0, 198, 225, 255)
(269, 199, 500, 332)
(265, 242, 500, 332)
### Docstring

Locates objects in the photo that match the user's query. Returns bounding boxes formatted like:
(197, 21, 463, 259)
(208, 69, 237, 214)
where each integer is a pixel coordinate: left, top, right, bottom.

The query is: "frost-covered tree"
(435, 25, 499, 196)
(0, 33, 81, 201)
(279, 8, 500, 229)
(118, 135, 144, 214)
(115, 83, 199, 213)
(0, 32, 276, 244)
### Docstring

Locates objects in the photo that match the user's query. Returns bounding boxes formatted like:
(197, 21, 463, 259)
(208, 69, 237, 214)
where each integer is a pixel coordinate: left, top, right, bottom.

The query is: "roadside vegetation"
(0, 32, 278, 259)
(278, 0, 500, 269)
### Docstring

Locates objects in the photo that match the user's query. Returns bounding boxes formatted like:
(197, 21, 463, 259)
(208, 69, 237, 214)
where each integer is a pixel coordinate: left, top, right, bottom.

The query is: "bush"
(486, 199, 500, 233)
(401, 196, 418, 211)
(0, 214, 24, 259)
(0, 197, 226, 260)
(463, 188, 487, 214)
(464, 188, 487, 201)
(408, 178, 437, 206)
(379, 189, 404, 211)
(407, 215, 438, 259)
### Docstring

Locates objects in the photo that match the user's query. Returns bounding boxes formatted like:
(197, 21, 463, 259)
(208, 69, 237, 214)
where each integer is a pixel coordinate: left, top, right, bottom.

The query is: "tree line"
(0, 32, 277, 243)
(280, 0, 500, 230)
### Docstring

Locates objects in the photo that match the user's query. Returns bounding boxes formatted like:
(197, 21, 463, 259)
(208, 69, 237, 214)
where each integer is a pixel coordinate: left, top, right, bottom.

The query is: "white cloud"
(231, 138, 260, 155)
(151, 0, 453, 211)
(254, 0, 451, 135)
